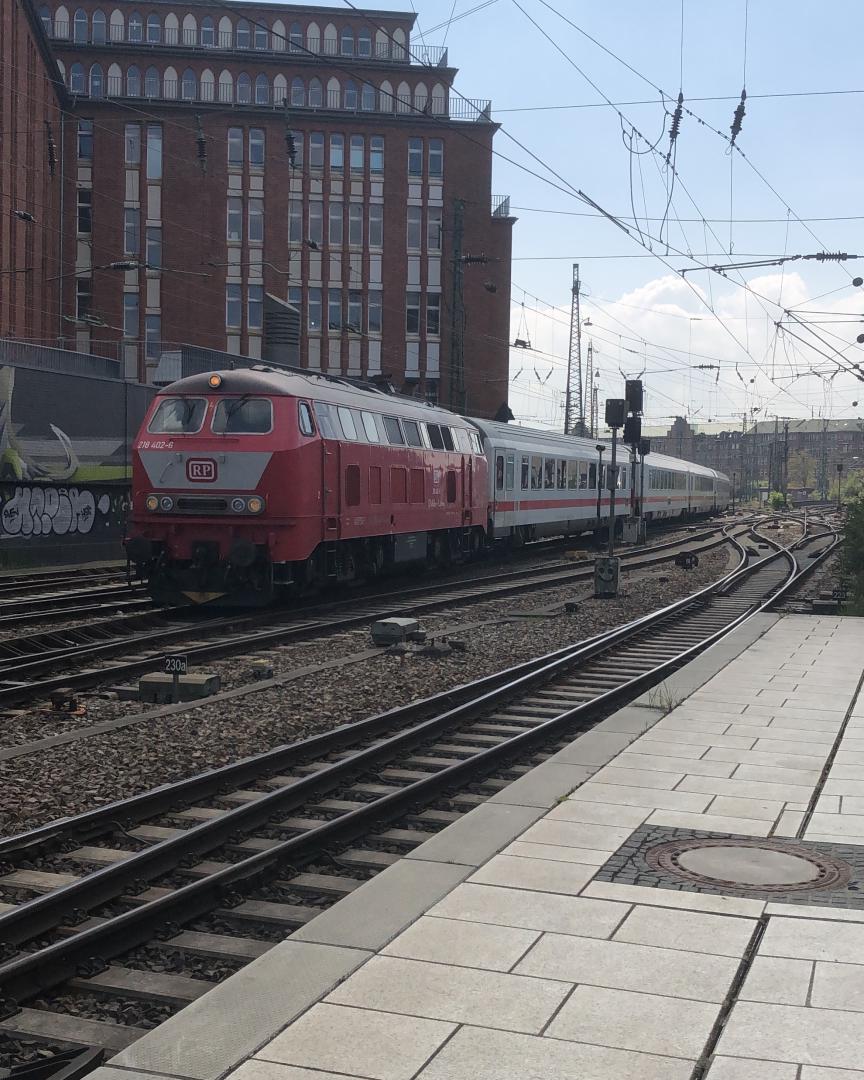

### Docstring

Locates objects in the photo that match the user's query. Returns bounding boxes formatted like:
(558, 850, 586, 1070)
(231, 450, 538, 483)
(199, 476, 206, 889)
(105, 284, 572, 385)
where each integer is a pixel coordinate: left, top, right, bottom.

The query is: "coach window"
(505, 454, 515, 490)
(383, 416, 404, 445)
(298, 402, 315, 436)
(544, 458, 555, 489)
(495, 454, 504, 492)
(402, 420, 423, 447)
(579, 463, 589, 488)
(426, 423, 444, 450)
(521, 456, 530, 490)
(148, 397, 206, 434)
(530, 456, 542, 490)
(212, 398, 272, 433)
(557, 459, 566, 489)
(360, 411, 379, 442)
(337, 407, 359, 440)
(440, 426, 455, 451)
(567, 461, 578, 489)
(589, 463, 597, 488)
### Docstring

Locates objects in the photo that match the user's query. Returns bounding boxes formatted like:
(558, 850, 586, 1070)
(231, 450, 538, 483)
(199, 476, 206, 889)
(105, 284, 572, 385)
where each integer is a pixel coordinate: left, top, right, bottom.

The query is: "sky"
(368, 0, 864, 429)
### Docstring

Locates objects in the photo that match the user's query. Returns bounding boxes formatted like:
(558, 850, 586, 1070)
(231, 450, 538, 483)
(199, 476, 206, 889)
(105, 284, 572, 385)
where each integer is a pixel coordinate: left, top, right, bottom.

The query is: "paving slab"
(705, 1059, 797, 1080)
(485, 762, 595, 807)
(379, 914, 539, 971)
(739, 955, 813, 1005)
(467, 852, 596, 894)
(612, 903, 757, 957)
(717, 1000, 864, 1071)
(401, 802, 547, 866)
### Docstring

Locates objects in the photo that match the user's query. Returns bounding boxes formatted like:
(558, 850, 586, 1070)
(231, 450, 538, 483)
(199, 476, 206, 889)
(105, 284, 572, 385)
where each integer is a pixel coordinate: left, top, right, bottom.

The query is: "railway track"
(0, 522, 741, 710)
(0, 566, 127, 601)
(0, 515, 836, 1064)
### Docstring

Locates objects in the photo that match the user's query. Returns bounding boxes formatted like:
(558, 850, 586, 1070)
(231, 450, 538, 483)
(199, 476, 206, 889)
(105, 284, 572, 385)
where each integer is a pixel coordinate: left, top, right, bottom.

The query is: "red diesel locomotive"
(126, 367, 489, 604)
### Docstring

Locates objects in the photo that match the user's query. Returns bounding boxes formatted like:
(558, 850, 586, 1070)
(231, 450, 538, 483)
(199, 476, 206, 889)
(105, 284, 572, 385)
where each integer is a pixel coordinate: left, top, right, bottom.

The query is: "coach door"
(322, 439, 341, 539)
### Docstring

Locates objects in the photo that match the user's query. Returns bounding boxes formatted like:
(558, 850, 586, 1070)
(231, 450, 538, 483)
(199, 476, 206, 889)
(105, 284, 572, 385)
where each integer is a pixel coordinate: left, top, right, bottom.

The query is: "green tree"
(788, 450, 816, 489)
(767, 490, 785, 510)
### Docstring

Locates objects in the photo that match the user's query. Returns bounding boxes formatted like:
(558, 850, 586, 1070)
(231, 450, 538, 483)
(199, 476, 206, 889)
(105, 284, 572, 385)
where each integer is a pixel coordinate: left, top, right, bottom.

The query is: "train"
(125, 367, 731, 605)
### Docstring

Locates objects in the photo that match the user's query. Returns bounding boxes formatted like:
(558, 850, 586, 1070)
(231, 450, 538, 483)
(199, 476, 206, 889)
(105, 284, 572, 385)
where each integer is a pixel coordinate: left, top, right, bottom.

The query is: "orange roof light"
(208, 374, 223, 388)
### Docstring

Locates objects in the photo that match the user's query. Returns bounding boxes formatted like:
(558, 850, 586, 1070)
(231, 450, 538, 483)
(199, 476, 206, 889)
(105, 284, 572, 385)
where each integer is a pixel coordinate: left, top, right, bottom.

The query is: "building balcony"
(49, 21, 449, 66)
(65, 71, 493, 123)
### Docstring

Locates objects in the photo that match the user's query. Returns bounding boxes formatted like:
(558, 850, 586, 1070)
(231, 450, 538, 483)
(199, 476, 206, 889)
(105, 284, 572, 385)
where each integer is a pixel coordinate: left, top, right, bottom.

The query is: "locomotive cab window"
(298, 401, 315, 436)
(360, 411, 379, 442)
(148, 397, 206, 434)
(212, 397, 272, 434)
(337, 407, 360, 440)
(426, 423, 445, 450)
(313, 402, 340, 439)
(383, 416, 404, 445)
(440, 426, 456, 451)
(402, 420, 423, 447)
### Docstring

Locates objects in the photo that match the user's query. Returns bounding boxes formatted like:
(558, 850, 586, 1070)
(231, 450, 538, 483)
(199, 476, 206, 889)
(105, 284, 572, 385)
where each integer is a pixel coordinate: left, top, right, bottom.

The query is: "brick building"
(31, 0, 514, 416)
(0, 0, 64, 344)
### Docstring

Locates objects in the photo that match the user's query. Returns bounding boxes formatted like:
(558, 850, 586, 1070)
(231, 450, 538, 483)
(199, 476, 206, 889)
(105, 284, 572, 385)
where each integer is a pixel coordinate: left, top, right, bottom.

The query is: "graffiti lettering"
(0, 486, 98, 537)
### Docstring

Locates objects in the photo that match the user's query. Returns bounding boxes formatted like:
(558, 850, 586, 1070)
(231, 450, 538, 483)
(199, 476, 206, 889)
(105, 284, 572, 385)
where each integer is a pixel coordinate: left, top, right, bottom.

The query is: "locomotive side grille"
(176, 496, 230, 514)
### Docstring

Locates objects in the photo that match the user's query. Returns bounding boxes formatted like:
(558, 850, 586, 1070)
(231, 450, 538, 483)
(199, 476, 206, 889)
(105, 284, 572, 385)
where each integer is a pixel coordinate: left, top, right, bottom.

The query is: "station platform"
(94, 612, 864, 1080)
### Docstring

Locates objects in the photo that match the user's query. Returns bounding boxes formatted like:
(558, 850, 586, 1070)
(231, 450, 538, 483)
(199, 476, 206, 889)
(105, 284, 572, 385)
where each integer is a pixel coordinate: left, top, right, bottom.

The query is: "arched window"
(218, 69, 233, 102)
(361, 82, 376, 111)
(89, 63, 104, 97)
(91, 9, 106, 42)
(144, 65, 159, 96)
(235, 18, 250, 47)
(253, 22, 268, 48)
(163, 12, 178, 44)
(271, 18, 285, 50)
(290, 76, 305, 107)
(396, 80, 411, 112)
(73, 8, 87, 41)
(181, 13, 197, 46)
(308, 76, 323, 107)
(340, 26, 354, 55)
(414, 82, 428, 111)
(181, 67, 197, 100)
(343, 79, 358, 110)
(200, 68, 215, 101)
(146, 13, 160, 42)
(70, 62, 86, 93)
(38, 6, 52, 35)
(126, 65, 141, 96)
(323, 21, 337, 53)
(218, 15, 231, 45)
(128, 11, 143, 40)
(236, 72, 251, 103)
(107, 61, 121, 94)
(273, 73, 287, 103)
(392, 27, 407, 60)
(200, 15, 214, 45)
(289, 22, 303, 51)
(254, 73, 269, 104)
(306, 21, 320, 52)
(358, 27, 372, 56)
(431, 82, 446, 115)
(326, 76, 339, 108)
(375, 29, 388, 59)
(109, 9, 124, 43)
(54, 4, 70, 37)
(379, 79, 394, 111)
(163, 65, 178, 98)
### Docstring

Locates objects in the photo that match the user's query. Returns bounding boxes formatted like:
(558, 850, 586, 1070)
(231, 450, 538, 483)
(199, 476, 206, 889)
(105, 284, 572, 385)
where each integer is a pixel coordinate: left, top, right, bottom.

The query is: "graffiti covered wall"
(0, 483, 131, 565)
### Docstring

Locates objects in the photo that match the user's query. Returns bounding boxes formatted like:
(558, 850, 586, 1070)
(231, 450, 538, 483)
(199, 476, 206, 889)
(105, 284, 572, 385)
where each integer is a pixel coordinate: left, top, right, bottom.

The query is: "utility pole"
(585, 341, 594, 437)
(563, 263, 584, 435)
(448, 198, 465, 414)
(782, 420, 790, 505)
(820, 417, 829, 499)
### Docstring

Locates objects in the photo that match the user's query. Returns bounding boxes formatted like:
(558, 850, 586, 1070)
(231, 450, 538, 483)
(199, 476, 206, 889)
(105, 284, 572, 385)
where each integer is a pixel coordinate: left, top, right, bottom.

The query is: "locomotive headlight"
(231, 497, 247, 513)
(159, 496, 174, 512)
(145, 494, 159, 512)
(247, 496, 265, 514)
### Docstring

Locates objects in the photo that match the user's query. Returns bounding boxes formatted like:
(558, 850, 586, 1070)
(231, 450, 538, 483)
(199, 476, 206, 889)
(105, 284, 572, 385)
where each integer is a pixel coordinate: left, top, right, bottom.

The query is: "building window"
(427, 294, 441, 336)
(330, 133, 344, 172)
(288, 201, 302, 243)
(290, 76, 305, 106)
(226, 284, 242, 327)
(236, 18, 250, 47)
(146, 13, 160, 42)
(146, 226, 161, 267)
(310, 132, 324, 169)
(248, 198, 264, 242)
(146, 125, 162, 180)
(347, 291, 362, 332)
(253, 23, 268, 49)
(70, 63, 86, 94)
(308, 286, 322, 330)
(124, 123, 141, 164)
(349, 135, 364, 174)
(406, 291, 421, 335)
(237, 72, 251, 103)
(181, 68, 197, 101)
(248, 285, 263, 329)
(288, 285, 302, 315)
(201, 16, 214, 44)
(368, 290, 382, 333)
(348, 204, 363, 246)
(126, 65, 141, 96)
(76, 278, 92, 320)
(407, 206, 422, 250)
(77, 189, 92, 234)
(124, 208, 140, 254)
(73, 8, 87, 42)
(309, 77, 323, 107)
(289, 22, 303, 51)
(249, 128, 265, 166)
(144, 66, 159, 96)
(308, 200, 323, 246)
(123, 292, 139, 337)
(328, 288, 342, 330)
(128, 11, 143, 41)
(91, 10, 106, 43)
(227, 197, 243, 241)
(328, 200, 343, 246)
(370, 136, 384, 174)
(228, 127, 243, 166)
(77, 120, 93, 161)
(361, 83, 376, 111)
(255, 74, 269, 104)
(343, 79, 358, 109)
(408, 138, 422, 176)
(358, 27, 372, 56)
(90, 64, 104, 98)
(369, 204, 383, 247)
(427, 207, 442, 250)
(340, 27, 354, 54)
(429, 138, 443, 178)
(145, 315, 161, 359)
(39, 6, 52, 35)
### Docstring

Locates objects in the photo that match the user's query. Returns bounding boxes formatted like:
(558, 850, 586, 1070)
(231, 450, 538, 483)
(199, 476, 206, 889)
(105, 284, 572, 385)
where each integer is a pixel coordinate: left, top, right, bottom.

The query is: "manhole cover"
(647, 837, 851, 893)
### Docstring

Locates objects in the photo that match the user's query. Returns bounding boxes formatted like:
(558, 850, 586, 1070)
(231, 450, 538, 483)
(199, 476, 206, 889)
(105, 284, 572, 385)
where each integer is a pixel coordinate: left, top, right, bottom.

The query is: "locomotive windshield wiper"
(223, 394, 251, 420)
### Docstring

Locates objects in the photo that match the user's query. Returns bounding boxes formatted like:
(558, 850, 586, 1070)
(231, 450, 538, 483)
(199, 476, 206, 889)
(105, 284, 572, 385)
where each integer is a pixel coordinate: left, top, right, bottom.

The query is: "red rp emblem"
(186, 458, 217, 482)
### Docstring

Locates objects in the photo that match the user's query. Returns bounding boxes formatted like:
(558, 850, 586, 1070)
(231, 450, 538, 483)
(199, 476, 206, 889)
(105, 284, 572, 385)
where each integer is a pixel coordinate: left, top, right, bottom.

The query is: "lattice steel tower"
(563, 263, 585, 435)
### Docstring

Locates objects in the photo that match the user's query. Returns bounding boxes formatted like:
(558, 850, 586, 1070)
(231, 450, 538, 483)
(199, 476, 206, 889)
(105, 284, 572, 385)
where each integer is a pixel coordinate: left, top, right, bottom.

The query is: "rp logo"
(186, 458, 217, 482)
